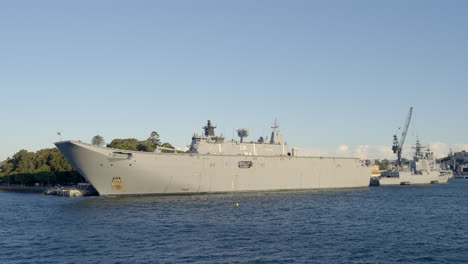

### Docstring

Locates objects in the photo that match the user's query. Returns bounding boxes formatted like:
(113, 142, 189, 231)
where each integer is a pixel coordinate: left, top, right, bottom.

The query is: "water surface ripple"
(1, 179, 468, 263)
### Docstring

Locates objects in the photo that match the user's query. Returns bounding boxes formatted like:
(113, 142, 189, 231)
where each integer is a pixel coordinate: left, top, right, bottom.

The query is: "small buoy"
(235, 203, 239, 207)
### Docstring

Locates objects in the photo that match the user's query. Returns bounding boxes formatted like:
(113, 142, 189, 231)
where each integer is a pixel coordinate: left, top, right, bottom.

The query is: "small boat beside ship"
(44, 183, 98, 197)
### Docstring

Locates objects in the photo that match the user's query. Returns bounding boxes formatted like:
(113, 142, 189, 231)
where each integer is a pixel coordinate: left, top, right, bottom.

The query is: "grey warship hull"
(55, 141, 371, 196)
(376, 107, 452, 187)
(370, 171, 451, 186)
(371, 136, 452, 186)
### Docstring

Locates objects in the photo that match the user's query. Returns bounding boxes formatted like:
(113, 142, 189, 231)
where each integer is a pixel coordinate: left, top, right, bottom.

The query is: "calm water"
(1, 180, 468, 264)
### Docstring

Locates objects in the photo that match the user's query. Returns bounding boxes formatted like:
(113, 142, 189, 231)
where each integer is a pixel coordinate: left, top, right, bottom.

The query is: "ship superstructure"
(189, 119, 292, 156)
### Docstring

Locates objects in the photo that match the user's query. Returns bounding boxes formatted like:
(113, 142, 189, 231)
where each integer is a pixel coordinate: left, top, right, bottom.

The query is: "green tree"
(34, 149, 50, 168)
(108, 138, 140, 151)
(48, 148, 73, 172)
(160, 142, 177, 153)
(0, 159, 14, 175)
(92, 135, 105, 146)
(161, 142, 174, 149)
(379, 159, 390, 170)
(13, 150, 35, 173)
(148, 131, 160, 149)
(33, 164, 54, 186)
(137, 140, 155, 152)
(0, 148, 84, 186)
(379, 163, 388, 170)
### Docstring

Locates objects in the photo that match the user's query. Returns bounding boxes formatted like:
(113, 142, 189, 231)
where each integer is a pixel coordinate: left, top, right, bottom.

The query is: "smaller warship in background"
(370, 107, 452, 186)
(55, 120, 371, 196)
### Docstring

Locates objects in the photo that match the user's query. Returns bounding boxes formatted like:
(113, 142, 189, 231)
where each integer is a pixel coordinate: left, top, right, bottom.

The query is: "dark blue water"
(1, 180, 468, 264)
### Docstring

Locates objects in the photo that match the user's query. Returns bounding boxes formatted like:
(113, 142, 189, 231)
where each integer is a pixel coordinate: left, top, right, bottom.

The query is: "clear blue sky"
(1, 0, 467, 160)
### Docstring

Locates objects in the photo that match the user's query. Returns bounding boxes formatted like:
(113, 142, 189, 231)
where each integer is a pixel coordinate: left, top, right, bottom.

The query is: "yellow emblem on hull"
(112, 177, 123, 190)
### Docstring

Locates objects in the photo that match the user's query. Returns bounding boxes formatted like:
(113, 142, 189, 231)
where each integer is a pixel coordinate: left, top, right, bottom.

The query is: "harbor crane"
(392, 107, 413, 166)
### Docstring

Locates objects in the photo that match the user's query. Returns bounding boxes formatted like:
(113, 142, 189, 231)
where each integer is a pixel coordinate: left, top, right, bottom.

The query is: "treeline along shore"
(0, 131, 177, 187)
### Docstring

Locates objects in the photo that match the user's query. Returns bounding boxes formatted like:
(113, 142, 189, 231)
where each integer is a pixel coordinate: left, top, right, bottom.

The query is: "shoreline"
(0, 185, 48, 193)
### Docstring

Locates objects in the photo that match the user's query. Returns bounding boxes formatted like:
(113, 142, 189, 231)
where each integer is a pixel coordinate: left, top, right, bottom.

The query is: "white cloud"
(428, 142, 451, 158)
(349, 145, 396, 159)
(176, 146, 190, 151)
(338, 145, 349, 152)
(353, 145, 370, 159)
(298, 142, 468, 160)
(427, 142, 468, 158)
(374, 145, 395, 159)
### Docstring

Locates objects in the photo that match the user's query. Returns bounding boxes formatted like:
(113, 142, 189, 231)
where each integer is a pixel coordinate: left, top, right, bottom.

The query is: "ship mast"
(203, 120, 216, 137)
(414, 137, 422, 158)
(392, 107, 413, 166)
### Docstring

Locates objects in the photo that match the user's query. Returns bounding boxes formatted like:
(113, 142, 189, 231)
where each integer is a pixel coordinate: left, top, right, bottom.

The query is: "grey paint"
(55, 121, 372, 196)
(372, 139, 452, 186)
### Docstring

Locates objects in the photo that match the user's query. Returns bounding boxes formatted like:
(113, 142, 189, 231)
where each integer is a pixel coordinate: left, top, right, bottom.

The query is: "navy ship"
(370, 107, 452, 186)
(56, 120, 372, 196)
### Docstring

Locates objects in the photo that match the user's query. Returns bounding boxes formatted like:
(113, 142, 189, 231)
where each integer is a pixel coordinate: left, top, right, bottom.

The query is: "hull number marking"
(238, 161, 253, 169)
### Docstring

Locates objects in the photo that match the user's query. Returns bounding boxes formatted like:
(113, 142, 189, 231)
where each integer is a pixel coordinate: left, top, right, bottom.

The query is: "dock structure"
(44, 183, 98, 197)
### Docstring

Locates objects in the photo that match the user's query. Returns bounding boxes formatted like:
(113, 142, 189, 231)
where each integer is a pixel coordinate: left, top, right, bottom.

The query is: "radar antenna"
(271, 118, 279, 130)
(412, 137, 422, 159)
(392, 107, 413, 166)
(203, 120, 216, 137)
(237, 129, 249, 143)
